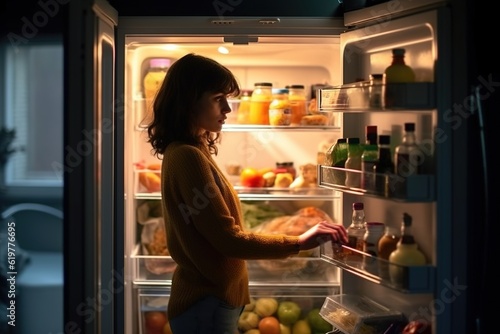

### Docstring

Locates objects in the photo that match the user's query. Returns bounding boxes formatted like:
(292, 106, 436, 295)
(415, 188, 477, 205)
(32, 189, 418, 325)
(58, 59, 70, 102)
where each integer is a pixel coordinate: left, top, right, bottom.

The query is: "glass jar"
(236, 89, 252, 124)
(275, 162, 296, 179)
(249, 82, 272, 125)
(288, 84, 307, 125)
(269, 88, 291, 126)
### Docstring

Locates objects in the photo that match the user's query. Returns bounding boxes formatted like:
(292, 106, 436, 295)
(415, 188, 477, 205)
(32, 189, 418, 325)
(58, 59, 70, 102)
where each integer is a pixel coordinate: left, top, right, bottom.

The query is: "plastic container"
(249, 82, 272, 125)
(345, 137, 363, 188)
(268, 88, 291, 126)
(288, 84, 307, 125)
(320, 294, 404, 334)
(143, 58, 170, 124)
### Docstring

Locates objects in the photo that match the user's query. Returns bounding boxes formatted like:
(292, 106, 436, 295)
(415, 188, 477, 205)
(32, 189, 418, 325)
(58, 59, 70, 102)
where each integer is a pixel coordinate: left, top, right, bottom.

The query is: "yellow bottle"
(384, 48, 415, 83)
(389, 213, 426, 287)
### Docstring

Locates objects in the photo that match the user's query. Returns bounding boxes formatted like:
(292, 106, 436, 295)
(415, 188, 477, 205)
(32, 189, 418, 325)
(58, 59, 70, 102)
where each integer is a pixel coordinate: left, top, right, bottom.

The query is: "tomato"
(144, 311, 167, 334)
(240, 167, 265, 188)
(258, 316, 281, 334)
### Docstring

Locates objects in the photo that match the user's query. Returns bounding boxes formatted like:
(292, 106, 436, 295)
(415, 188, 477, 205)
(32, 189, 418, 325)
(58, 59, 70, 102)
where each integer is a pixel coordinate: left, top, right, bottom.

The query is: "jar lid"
(149, 58, 171, 68)
(289, 84, 305, 89)
(353, 202, 364, 210)
(254, 82, 273, 87)
(272, 88, 289, 95)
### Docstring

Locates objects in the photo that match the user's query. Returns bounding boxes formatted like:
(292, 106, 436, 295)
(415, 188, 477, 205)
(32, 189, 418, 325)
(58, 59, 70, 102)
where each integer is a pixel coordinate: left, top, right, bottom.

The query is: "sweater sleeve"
(163, 144, 300, 260)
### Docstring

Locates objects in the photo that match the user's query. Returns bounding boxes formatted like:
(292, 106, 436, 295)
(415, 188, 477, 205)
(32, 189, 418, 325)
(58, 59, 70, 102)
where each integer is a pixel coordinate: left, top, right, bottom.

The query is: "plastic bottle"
(373, 135, 394, 197)
(143, 58, 170, 123)
(394, 123, 423, 197)
(384, 48, 415, 83)
(249, 82, 272, 125)
(236, 89, 253, 124)
(346, 202, 366, 266)
(361, 126, 378, 192)
(268, 88, 291, 126)
(324, 138, 348, 185)
(288, 84, 307, 125)
(389, 213, 426, 286)
(344, 137, 363, 188)
(362, 222, 385, 274)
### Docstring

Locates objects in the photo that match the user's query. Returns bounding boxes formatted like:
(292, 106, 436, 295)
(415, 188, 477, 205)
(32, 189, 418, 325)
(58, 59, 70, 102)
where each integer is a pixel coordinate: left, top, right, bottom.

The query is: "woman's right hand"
(298, 220, 348, 251)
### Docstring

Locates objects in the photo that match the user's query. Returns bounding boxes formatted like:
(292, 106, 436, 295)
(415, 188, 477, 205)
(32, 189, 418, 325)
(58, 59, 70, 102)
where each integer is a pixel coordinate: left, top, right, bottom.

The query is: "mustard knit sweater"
(161, 142, 300, 320)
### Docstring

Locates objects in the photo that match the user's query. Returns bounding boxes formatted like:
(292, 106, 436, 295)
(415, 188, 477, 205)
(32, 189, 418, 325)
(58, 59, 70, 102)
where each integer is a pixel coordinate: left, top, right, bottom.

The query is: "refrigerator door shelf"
(317, 82, 436, 112)
(318, 166, 436, 202)
(320, 242, 436, 293)
(221, 121, 341, 132)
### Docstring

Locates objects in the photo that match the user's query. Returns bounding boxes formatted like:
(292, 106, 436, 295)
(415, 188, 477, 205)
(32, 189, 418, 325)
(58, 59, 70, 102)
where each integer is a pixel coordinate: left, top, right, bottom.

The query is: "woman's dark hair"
(147, 53, 240, 158)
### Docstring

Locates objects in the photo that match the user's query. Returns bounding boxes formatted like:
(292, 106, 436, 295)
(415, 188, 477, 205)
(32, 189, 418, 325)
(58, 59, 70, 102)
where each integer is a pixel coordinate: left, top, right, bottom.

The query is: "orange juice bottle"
(288, 84, 307, 125)
(248, 82, 272, 125)
(143, 58, 170, 123)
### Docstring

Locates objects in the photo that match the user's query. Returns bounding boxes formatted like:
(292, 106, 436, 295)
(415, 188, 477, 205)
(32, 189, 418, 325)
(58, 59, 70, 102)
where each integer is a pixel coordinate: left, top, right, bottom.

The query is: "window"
(2, 40, 63, 187)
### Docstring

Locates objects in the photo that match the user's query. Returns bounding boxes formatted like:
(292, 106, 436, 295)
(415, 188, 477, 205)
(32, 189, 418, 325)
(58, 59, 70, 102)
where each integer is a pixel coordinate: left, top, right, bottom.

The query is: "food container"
(320, 294, 405, 334)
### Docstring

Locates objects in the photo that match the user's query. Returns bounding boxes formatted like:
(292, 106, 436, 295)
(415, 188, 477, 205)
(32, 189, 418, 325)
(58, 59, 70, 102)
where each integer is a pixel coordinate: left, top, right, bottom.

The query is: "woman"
(147, 53, 347, 334)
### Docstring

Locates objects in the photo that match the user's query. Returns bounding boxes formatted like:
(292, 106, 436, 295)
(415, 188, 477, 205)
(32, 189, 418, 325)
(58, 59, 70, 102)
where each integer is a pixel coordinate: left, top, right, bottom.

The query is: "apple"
(306, 308, 332, 333)
(244, 329, 261, 334)
(244, 297, 256, 312)
(277, 301, 302, 326)
(402, 320, 432, 334)
(292, 319, 311, 334)
(254, 298, 278, 317)
(280, 323, 292, 334)
(240, 167, 265, 188)
(238, 311, 261, 331)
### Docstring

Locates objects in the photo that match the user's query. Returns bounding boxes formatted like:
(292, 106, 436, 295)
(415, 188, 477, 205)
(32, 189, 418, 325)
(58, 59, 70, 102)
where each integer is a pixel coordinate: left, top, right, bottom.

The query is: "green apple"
(238, 311, 260, 331)
(306, 308, 333, 333)
(280, 323, 292, 334)
(244, 297, 256, 312)
(254, 298, 278, 317)
(277, 301, 302, 326)
(292, 319, 311, 334)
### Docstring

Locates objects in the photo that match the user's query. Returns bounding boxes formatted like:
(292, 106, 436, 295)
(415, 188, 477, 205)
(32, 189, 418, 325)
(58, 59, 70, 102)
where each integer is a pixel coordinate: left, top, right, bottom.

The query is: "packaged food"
(249, 82, 272, 125)
(268, 88, 291, 126)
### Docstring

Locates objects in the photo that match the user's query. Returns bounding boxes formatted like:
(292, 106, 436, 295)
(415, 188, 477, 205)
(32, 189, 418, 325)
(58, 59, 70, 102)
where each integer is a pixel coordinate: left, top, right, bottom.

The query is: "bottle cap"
(149, 58, 171, 68)
(404, 122, 415, 132)
(378, 135, 391, 145)
(392, 48, 406, 56)
(337, 138, 347, 143)
(353, 202, 364, 210)
(347, 137, 360, 144)
(366, 125, 377, 134)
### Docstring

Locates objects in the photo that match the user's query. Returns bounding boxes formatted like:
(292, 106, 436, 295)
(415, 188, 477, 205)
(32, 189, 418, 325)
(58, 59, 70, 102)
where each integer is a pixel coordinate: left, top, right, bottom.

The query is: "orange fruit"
(240, 167, 265, 188)
(258, 316, 281, 334)
(144, 311, 167, 334)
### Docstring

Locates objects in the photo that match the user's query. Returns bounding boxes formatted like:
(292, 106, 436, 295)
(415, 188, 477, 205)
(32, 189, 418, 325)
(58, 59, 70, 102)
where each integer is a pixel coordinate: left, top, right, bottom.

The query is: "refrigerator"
(64, 0, 493, 333)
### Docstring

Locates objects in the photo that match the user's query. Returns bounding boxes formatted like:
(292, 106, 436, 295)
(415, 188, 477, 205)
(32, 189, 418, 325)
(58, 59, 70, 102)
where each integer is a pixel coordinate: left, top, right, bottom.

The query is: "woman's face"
(195, 91, 232, 133)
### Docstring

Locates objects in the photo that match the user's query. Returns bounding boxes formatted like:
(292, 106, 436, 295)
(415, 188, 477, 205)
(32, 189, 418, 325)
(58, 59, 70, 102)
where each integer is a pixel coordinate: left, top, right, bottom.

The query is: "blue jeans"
(169, 296, 244, 334)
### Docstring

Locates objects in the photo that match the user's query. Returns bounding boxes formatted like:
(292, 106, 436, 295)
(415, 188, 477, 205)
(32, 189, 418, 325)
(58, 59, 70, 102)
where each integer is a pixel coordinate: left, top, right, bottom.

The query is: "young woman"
(147, 53, 347, 334)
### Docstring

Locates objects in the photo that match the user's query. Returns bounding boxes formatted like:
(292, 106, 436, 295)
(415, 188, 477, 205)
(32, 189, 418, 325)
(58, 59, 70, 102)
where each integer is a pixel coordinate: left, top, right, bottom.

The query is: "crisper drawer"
(137, 287, 171, 334)
(241, 285, 340, 334)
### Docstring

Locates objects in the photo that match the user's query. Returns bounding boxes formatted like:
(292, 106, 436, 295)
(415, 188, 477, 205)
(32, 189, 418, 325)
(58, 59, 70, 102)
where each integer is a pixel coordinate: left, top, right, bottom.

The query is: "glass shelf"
(317, 82, 435, 111)
(221, 123, 340, 132)
(320, 241, 435, 294)
(318, 165, 435, 202)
